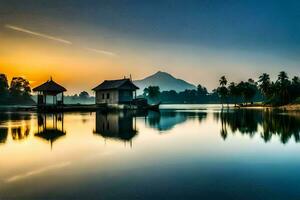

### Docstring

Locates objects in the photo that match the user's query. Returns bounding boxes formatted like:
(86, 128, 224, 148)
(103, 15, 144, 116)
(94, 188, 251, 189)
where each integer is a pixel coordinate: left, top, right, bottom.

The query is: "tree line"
(142, 71, 300, 106)
(216, 71, 300, 107)
(0, 74, 34, 105)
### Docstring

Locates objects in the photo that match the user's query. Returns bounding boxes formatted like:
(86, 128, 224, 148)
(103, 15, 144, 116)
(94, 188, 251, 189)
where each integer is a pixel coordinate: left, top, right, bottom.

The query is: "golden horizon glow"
(1, 23, 299, 94)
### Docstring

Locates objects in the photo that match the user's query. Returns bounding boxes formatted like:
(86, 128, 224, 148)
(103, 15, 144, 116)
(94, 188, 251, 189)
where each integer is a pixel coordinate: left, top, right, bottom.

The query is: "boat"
(146, 103, 160, 111)
(132, 98, 160, 111)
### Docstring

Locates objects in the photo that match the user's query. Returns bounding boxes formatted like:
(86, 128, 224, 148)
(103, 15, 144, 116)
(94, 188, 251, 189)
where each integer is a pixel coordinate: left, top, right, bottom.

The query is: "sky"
(0, 0, 299, 94)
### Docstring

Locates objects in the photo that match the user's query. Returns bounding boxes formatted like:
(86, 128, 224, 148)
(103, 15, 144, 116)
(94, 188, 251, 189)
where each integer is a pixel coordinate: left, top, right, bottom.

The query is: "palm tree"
(218, 76, 228, 109)
(276, 71, 290, 104)
(228, 82, 240, 107)
(219, 76, 227, 87)
(278, 71, 288, 83)
(258, 73, 271, 99)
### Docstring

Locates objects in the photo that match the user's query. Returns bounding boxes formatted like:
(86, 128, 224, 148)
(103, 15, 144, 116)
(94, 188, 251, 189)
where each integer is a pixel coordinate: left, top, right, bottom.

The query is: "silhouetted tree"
(258, 73, 272, 99)
(238, 80, 257, 105)
(143, 86, 160, 102)
(228, 82, 241, 106)
(0, 74, 9, 97)
(217, 76, 228, 108)
(197, 84, 208, 96)
(276, 71, 291, 105)
(79, 91, 89, 99)
(9, 77, 31, 97)
(290, 76, 300, 102)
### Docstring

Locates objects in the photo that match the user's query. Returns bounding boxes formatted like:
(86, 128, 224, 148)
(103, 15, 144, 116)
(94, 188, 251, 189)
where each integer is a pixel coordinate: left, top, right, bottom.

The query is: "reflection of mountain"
(215, 110, 300, 144)
(35, 113, 66, 148)
(147, 111, 207, 132)
(94, 111, 138, 142)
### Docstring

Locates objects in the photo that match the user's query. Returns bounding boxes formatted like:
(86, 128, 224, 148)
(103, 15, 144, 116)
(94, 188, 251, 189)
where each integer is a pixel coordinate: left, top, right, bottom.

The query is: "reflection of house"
(35, 113, 66, 149)
(92, 79, 139, 105)
(94, 112, 137, 142)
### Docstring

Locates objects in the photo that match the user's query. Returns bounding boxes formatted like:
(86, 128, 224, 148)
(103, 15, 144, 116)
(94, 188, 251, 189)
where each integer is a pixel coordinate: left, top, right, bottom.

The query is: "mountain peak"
(134, 71, 196, 94)
(152, 71, 174, 78)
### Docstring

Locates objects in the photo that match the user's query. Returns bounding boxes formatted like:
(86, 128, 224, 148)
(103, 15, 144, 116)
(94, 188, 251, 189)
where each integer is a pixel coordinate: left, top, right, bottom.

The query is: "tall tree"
(143, 86, 160, 102)
(290, 76, 300, 101)
(9, 77, 31, 97)
(258, 73, 271, 99)
(0, 74, 9, 97)
(219, 76, 227, 87)
(218, 76, 228, 108)
(238, 80, 257, 105)
(276, 71, 290, 104)
(228, 82, 241, 107)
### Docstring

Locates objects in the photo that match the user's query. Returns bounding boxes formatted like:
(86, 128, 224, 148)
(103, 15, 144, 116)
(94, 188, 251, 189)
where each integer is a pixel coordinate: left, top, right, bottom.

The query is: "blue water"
(0, 106, 299, 199)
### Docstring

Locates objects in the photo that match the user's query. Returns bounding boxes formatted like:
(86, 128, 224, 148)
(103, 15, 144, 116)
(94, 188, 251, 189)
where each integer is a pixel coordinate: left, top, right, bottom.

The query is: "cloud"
(5, 24, 72, 45)
(85, 47, 117, 56)
(5, 24, 117, 56)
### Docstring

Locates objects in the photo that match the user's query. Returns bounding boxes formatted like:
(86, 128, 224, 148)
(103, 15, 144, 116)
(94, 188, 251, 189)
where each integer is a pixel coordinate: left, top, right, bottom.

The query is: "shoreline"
(239, 103, 300, 111)
(1, 103, 300, 112)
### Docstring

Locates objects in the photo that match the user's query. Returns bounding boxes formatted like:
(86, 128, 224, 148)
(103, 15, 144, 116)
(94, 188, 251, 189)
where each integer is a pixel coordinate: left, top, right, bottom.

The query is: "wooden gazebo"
(33, 78, 67, 107)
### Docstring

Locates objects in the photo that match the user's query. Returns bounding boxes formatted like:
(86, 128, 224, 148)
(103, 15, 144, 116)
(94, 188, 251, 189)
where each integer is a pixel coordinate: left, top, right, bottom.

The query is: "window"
(106, 93, 110, 99)
(102, 93, 105, 99)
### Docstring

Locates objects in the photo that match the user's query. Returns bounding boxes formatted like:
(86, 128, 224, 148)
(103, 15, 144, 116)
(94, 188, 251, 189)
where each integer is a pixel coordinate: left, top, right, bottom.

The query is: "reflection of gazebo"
(33, 78, 67, 107)
(35, 113, 66, 149)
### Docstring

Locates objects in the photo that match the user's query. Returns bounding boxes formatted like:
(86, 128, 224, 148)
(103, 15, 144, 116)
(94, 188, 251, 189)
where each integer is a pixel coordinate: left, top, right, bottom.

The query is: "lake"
(0, 105, 300, 200)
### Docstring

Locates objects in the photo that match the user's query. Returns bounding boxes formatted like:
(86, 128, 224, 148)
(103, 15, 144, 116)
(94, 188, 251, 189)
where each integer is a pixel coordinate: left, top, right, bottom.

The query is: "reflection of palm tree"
(215, 109, 300, 144)
(220, 112, 228, 140)
(218, 76, 228, 109)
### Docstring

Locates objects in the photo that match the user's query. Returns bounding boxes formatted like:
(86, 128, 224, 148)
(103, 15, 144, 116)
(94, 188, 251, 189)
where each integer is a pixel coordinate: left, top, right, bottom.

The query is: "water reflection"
(214, 110, 300, 143)
(35, 113, 66, 148)
(94, 111, 138, 143)
(0, 109, 299, 146)
(0, 112, 32, 143)
(146, 110, 207, 132)
(0, 127, 8, 144)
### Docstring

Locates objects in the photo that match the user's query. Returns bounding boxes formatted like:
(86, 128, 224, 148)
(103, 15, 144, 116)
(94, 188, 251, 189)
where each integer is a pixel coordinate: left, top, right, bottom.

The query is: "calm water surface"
(0, 105, 300, 200)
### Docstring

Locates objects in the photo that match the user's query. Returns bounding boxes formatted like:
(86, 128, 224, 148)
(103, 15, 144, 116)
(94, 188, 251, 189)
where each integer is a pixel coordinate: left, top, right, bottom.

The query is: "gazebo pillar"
(62, 92, 64, 105)
(44, 93, 47, 105)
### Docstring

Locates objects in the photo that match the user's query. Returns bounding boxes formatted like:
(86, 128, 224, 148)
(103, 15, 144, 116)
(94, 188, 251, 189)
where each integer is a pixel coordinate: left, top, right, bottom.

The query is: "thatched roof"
(92, 78, 139, 91)
(33, 79, 67, 93)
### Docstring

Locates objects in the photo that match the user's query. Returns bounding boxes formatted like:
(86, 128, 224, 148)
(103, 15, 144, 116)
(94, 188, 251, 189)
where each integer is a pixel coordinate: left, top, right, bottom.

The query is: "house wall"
(96, 90, 119, 104)
(119, 90, 134, 103)
(95, 90, 134, 104)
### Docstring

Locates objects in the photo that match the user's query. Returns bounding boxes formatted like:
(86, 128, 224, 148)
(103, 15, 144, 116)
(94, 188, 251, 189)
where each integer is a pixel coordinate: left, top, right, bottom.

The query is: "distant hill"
(134, 71, 196, 94)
